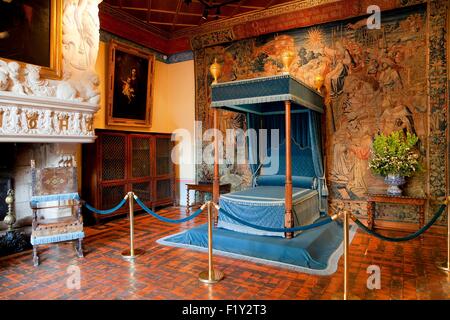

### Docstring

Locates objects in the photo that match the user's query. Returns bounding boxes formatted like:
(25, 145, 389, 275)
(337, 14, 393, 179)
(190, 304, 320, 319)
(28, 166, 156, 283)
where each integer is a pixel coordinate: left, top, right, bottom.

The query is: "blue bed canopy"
(210, 73, 328, 238)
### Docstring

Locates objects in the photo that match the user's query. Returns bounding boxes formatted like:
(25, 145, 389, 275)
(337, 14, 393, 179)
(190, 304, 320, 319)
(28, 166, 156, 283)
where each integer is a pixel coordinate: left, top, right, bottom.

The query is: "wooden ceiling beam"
(230, 0, 248, 17)
(147, 0, 152, 23)
(111, 5, 147, 11)
(147, 21, 198, 27)
(109, 2, 266, 13)
(265, 0, 277, 9)
(110, 5, 228, 18)
(190, 0, 265, 10)
(172, 0, 184, 31)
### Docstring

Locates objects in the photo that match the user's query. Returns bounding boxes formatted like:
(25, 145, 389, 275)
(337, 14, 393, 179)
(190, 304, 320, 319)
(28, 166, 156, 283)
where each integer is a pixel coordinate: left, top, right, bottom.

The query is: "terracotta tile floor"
(0, 206, 449, 300)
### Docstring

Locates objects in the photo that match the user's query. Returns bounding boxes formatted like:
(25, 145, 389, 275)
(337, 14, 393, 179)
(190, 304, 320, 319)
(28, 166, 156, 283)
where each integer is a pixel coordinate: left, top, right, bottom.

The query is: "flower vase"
(384, 174, 405, 196)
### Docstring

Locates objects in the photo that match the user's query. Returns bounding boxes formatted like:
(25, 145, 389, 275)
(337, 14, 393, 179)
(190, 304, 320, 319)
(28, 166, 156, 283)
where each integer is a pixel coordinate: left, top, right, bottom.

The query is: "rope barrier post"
(437, 196, 450, 273)
(122, 192, 144, 260)
(199, 201, 224, 284)
(332, 209, 359, 300)
(343, 209, 349, 300)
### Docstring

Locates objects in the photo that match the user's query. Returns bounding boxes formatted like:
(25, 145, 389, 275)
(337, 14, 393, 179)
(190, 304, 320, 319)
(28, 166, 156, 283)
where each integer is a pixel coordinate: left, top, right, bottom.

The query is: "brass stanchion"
(332, 209, 359, 300)
(199, 201, 224, 284)
(437, 196, 450, 273)
(343, 209, 349, 300)
(122, 192, 144, 260)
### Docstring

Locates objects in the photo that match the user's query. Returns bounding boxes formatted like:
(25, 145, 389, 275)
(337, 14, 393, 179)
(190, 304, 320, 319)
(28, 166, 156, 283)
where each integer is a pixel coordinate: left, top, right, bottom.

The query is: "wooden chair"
(30, 160, 84, 266)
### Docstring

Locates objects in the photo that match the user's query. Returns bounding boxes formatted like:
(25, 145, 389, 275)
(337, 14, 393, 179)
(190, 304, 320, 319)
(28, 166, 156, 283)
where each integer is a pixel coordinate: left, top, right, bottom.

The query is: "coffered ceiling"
(103, 0, 296, 33)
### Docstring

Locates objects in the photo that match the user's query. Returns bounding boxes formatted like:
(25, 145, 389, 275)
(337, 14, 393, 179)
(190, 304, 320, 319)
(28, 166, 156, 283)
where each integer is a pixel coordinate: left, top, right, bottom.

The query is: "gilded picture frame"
(0, 0, 62, 79)
(107, 40, 155, 128)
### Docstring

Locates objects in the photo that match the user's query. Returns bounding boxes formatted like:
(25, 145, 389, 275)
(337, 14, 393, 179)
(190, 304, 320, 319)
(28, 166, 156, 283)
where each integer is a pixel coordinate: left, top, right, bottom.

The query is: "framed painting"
(0, 0, 62, 79)
(107, 40, 155, 128)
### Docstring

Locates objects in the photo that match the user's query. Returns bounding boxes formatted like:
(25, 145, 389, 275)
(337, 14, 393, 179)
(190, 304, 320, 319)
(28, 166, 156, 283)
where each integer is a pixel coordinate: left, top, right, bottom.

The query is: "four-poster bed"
(210, 74, 327, 238)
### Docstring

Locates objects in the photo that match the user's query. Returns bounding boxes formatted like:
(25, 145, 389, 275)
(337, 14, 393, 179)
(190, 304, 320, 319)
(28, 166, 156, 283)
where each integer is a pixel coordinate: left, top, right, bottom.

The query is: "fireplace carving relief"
(0, 105, 94, 139)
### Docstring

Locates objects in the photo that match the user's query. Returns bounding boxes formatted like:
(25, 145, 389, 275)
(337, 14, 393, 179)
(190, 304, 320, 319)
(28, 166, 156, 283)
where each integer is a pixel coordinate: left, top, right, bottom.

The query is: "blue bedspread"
(218, 186, 320, 237)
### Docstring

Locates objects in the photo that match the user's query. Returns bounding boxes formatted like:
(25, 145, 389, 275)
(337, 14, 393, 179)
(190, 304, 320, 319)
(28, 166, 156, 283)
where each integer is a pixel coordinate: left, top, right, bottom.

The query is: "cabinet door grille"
(132, 181, 152, 202)
(102, 135, 126, 181)
(101, 185, 126, 210)
(156, 138, 171, 175)
(131, 137, 151, 178)
(156, 179, 172, 200)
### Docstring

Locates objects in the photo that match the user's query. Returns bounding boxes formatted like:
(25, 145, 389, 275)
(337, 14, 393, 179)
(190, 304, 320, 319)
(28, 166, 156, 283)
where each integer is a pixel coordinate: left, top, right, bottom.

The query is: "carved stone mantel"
(0, 92, 97, 143)
(0, 0, 102, 144)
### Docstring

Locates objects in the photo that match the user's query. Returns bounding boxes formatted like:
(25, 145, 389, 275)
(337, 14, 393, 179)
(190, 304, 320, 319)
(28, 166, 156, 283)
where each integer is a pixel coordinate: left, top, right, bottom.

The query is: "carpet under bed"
(158, 218, 356, 275)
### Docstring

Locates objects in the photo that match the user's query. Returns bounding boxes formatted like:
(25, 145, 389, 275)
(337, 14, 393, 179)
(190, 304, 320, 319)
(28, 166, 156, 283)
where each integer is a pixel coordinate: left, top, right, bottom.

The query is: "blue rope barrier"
(84, 197, 128, 215)
(218, 207, 333, 233)
(134, 195, 205, 223)
(351, 204, 446, 242)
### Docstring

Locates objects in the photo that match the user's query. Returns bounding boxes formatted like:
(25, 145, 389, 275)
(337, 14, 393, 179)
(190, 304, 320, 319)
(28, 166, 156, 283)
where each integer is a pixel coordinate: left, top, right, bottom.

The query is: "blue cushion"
(30, 192, 80, 206)
(256, 175, 317, 189)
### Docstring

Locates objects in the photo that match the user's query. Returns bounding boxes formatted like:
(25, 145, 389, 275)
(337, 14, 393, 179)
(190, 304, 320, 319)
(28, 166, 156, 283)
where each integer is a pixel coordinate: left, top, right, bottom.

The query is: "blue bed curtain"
(246, 110, 328, 212)
(263, 113, 309, 149)
(246, 112, 261, 176)
(308, 110, 328, 212)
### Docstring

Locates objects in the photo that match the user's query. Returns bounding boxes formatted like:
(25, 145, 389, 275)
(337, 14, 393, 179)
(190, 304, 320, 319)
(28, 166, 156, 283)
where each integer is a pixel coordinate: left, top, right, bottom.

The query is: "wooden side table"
(366, 194, 426, 230)
(186, 183, 231, 214)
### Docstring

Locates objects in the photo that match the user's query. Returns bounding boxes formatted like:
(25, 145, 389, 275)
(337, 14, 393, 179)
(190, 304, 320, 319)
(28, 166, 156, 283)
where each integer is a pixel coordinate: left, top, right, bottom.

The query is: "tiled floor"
(0, 206, 449, 300)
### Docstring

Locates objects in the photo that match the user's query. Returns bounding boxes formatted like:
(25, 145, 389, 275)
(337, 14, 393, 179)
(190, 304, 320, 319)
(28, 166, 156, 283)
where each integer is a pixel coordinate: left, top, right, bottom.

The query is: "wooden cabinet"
(82, 130, 175, 224)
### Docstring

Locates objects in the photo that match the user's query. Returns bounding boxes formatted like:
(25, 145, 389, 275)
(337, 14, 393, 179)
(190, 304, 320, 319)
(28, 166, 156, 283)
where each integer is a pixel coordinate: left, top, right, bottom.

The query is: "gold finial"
(3, 189, 15, 232)
(314, 74, 324, 92)
(209, 58, 221, 85)
(281, 49, 295, 73)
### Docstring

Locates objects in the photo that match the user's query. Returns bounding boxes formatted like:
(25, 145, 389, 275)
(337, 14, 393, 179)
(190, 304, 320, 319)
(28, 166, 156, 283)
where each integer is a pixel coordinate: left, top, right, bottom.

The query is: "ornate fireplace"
(0, 0, 102, 255)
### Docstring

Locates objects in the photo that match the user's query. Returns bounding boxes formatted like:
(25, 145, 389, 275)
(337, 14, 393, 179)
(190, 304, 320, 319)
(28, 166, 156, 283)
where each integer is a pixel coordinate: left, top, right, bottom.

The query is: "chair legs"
(33, 239, 83, 266)
(75, 238, 84, 258)
(33, 246, 39, 267)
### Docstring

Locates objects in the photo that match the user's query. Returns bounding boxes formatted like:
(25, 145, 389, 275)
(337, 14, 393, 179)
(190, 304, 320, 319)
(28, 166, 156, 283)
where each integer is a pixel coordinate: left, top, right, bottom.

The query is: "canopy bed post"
(284, 100, 293, 238)
(213, 108, 220, 226)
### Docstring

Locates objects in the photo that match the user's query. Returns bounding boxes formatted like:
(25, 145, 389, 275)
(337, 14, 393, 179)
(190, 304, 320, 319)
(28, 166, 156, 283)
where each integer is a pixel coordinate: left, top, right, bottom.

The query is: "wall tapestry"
(194, 2, 448, 224)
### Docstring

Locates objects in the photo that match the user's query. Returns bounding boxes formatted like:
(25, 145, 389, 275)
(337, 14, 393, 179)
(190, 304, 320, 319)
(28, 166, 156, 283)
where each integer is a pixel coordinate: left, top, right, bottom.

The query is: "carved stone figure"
(0, 60, 9, 91)
(7, 62, 25, 95)
(79, 71, 100, 104)
(20, 109, 28, 133)
(43, 109, 54, 134)
(55, 81, 80, 101)
(62, 0, 101, 75)
(6, 108, 20, 133)
(24, 64, 56, 97)
(70, 112, 82, 135)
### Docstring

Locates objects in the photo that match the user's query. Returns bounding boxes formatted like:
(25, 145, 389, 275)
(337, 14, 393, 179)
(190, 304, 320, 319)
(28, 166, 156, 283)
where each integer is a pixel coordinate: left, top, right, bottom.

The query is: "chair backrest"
(31, 162, 78, 197)
(30, 160, 80, 220)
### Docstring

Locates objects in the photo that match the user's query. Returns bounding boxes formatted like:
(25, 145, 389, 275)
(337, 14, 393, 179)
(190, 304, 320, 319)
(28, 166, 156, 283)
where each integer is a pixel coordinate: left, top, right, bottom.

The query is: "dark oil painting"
(112, 48, 150, 121)
(0, 0, 51, 67)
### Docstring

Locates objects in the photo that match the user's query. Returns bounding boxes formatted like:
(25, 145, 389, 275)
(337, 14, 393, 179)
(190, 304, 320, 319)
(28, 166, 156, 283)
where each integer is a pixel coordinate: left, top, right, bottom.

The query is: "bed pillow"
(256, 175, 317, 190)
